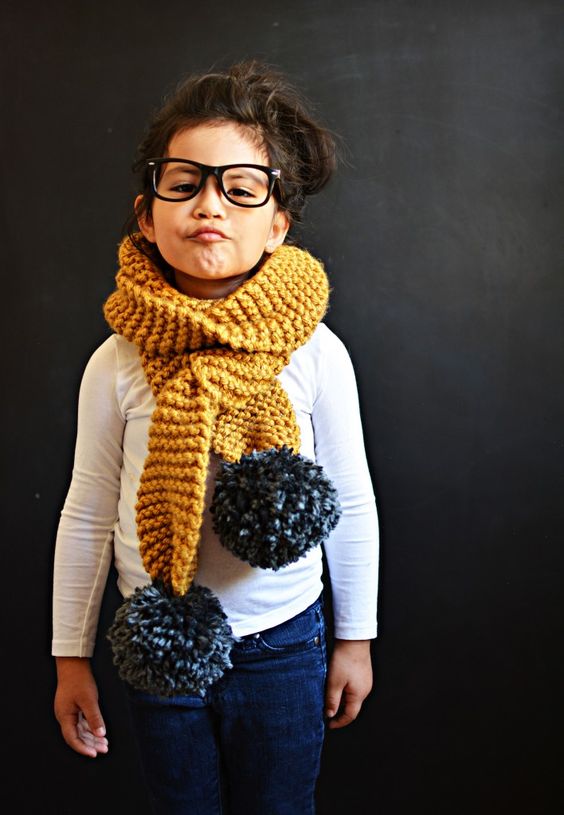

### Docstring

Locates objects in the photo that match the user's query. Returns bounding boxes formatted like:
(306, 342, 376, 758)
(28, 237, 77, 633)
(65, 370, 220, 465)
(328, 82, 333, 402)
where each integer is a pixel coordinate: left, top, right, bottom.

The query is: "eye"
(223, 168, 269, 203)
(155, 163, 202, 199)
(226, 186, 256, 199)
(170, 181, 198, 194)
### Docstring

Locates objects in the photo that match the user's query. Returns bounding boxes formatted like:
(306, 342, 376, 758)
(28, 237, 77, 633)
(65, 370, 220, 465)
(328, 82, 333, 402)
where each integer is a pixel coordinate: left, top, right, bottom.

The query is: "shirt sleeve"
(52, 336, 125, 657)
(312, 325, 380, 639)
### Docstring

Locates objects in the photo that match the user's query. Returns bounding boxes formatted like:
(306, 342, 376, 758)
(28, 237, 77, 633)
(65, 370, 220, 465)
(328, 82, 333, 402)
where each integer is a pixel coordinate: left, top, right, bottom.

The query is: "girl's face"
(137, 122, 289, 299)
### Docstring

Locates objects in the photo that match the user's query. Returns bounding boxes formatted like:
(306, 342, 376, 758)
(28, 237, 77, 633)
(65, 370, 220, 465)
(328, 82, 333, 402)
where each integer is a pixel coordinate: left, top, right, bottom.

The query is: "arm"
(52, 336, 125, 755)
(311, 325, 379, 728)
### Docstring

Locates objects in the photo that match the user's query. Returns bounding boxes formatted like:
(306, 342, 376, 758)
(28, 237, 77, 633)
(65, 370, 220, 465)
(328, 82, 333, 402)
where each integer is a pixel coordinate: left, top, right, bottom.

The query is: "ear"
(135, 195, 156, 243)
(264, 208, 290, 253)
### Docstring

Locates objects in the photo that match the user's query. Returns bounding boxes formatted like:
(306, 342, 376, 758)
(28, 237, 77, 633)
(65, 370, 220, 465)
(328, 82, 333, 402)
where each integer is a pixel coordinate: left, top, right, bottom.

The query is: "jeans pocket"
(258, 597, 325, 654)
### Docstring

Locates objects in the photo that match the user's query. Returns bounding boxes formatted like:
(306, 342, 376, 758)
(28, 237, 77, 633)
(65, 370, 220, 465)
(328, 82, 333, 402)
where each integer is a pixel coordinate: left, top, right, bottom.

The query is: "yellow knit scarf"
(103, 235, 330, 598)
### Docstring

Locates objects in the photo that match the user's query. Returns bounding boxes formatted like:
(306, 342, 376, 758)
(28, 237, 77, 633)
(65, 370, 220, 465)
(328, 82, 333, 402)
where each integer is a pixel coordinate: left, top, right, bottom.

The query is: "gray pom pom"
(107, 582, 234, 697)
(210, 445, 342, 570)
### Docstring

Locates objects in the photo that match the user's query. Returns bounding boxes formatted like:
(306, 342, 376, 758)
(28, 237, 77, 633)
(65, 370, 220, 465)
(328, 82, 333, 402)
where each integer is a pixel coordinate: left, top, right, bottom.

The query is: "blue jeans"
(125, 594, 328, 815)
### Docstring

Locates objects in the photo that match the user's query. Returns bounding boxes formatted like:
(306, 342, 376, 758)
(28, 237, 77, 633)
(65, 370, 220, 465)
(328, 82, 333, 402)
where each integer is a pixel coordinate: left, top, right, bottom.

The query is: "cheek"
(151, 208, 183, 242)
(247, 212, 276, 243)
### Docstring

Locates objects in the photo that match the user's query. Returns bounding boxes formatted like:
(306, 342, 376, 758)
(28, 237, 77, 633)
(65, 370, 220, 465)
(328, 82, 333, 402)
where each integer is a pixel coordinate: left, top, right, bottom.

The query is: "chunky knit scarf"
(104, 234, 341, 696)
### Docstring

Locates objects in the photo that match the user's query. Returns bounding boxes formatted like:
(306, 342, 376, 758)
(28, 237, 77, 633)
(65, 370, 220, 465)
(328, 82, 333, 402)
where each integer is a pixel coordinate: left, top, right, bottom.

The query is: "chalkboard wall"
(3, 1, 563, 812)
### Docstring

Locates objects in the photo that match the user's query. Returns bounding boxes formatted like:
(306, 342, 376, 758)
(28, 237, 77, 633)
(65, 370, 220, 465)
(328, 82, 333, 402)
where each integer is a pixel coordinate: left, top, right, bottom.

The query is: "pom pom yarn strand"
(107, 582, 234, 697)
(210, 446, 342, 570)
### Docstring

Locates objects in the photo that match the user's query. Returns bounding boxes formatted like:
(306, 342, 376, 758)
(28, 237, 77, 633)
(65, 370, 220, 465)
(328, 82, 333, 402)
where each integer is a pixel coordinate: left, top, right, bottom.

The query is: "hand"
(54, 657, 109, 758)
(324, 639, 373, 730)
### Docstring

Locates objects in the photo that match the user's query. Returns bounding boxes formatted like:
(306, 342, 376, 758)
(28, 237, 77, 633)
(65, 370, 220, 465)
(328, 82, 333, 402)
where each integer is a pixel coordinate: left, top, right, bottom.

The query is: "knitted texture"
(103, 234, 330, 597)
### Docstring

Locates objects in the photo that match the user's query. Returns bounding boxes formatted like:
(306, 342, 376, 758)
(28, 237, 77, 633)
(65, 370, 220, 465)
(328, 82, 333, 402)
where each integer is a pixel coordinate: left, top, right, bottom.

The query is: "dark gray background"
(2, 1, 563, 813)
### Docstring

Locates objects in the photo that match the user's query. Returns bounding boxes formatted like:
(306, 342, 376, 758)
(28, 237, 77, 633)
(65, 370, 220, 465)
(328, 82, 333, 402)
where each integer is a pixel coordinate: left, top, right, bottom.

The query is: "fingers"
(325, 683, 364, 730)
(326, 696, 363, 729)
(77, 712, 109, 754)
(58, 707, 108, 758)
(59, 713, 99, 758)
(79, 703, 107, 739)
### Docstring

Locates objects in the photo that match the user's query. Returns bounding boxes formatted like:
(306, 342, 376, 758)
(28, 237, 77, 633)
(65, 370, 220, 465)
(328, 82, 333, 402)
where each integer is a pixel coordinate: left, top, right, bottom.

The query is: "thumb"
(80, 702, 106, 737)
(325, 683, 344, 719)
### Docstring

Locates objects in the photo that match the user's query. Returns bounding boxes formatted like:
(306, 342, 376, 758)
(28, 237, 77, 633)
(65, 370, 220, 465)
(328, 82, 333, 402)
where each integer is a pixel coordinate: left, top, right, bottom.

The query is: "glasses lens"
(222, 166, 270, 206)
(154, 161, 202, 200)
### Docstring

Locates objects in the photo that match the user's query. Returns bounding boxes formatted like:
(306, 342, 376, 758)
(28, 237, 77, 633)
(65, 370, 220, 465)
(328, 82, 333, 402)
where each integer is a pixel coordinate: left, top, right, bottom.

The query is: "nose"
(193, 175, 226, 219)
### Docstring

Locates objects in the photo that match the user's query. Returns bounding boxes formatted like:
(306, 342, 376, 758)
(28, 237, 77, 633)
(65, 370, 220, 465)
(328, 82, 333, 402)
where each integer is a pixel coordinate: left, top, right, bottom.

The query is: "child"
(52, 59, 379, 815)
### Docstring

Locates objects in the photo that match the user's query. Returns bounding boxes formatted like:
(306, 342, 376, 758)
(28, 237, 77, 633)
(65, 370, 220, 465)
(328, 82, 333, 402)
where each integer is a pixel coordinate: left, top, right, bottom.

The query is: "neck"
(173, 268, 253, 300)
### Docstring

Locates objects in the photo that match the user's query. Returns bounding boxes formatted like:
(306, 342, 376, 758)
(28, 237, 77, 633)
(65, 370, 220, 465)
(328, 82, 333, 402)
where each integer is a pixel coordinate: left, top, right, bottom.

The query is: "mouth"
(189, 227, 228, 242)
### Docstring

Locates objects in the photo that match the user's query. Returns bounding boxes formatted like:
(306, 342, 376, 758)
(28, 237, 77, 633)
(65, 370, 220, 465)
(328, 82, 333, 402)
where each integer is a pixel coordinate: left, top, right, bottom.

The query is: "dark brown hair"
(126, 59, 338, 247)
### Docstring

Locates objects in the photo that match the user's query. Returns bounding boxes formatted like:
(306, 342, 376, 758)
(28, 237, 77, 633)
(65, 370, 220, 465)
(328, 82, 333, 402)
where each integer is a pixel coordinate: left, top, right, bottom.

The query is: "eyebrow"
(162, 164, 200, 175)
(225, 169, 263, 179)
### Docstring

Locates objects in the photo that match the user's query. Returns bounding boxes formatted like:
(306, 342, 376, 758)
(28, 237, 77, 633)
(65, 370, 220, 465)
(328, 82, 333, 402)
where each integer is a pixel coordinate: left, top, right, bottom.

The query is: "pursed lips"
(189, 227, 228, 242)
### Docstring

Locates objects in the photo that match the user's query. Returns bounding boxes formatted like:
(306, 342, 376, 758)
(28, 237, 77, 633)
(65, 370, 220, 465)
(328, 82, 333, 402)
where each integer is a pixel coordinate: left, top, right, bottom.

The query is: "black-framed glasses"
(147, 158, 281, 208)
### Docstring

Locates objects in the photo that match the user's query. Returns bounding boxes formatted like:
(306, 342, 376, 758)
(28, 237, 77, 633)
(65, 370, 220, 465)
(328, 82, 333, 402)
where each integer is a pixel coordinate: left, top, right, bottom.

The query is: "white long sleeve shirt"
(52, 321, 379, 656)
